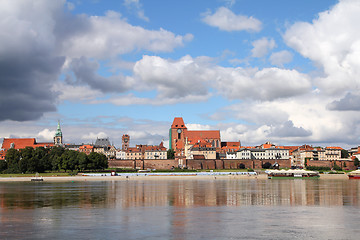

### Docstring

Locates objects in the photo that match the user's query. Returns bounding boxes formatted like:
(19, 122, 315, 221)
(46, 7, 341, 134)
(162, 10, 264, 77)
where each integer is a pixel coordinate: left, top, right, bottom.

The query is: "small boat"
(266, 169, 319, 179)
(31, 178, 43, 182)
(348, 169, 360, 179)
(31, 173, 44, 182)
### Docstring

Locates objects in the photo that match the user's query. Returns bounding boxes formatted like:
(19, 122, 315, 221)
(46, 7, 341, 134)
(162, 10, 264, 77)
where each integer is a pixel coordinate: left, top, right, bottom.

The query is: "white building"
(236, 148, 289, 160)
(144, 149, 167, 159)
(116, 150, 127, 160)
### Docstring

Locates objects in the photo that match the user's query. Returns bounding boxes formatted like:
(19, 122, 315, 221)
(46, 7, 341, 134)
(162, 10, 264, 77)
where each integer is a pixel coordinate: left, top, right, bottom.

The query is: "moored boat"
(348, 169, 360, 179)
(266, 169, 319, 179)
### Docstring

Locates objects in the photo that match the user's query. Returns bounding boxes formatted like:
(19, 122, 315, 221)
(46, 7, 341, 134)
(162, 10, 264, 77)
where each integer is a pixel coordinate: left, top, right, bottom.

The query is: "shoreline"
(0, 173, 351, 182)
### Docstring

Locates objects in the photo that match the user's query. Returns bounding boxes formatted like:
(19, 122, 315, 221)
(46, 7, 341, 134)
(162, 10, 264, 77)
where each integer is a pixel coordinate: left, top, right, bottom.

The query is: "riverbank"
(0, 173, 352, 182)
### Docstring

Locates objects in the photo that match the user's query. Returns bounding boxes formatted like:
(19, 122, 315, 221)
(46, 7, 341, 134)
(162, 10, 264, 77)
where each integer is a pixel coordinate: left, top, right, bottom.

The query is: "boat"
(266, 169, 320, 179)
(31, 173, 44, 182)
(348, 169, 360, 179)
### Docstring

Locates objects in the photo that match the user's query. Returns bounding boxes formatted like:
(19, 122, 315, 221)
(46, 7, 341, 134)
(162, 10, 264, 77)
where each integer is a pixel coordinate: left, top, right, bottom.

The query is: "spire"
(55, 120, 62, 137)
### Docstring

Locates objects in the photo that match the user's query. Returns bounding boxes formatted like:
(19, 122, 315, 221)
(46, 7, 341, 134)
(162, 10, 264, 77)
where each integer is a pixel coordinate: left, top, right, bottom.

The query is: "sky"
(1, 0, 360, 149)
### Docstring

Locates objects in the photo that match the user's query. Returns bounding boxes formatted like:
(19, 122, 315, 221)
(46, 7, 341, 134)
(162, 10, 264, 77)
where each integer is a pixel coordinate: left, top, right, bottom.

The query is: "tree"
(354, 157, 359, 167)
(87, 152, 108, 170)
(0, 160, 7, 173)
(49, 147, 65, 171)
(333, 163, 342, 171)
(60, 150, 79, 171)
(341, 149, 349, 158)
(5, 148, 21, 173)
(20, 147, 36, 173)
(262, 162, 272, 169)
(78, 152, 89, 171)
(167, 149, 175, 159)
(34, 147, 50, 172)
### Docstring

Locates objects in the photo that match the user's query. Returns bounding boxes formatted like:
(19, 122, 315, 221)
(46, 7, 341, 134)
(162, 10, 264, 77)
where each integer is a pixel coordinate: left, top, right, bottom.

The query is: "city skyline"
(1, 0, 360, 148)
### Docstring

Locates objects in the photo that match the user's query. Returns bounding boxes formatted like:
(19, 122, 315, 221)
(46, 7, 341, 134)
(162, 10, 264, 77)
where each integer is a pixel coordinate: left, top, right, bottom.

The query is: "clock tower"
(170, 117, 187, 150)
(54, 121, 63, 146)
(122, 134, 130, 151)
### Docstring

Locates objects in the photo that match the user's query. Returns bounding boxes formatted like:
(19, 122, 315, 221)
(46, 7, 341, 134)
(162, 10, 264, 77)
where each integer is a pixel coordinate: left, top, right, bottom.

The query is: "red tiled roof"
(171, 117, 187, 129)
(282, 146, 300, 154)
(127, 147, 141, 153)
(186, 130, 220, 141)
(221, 142, 240, 147)
(326, 146, 343, 150)
(2, 138, 54, 150)
(193, 141, 212, 148)
(79, 145, 93, 149)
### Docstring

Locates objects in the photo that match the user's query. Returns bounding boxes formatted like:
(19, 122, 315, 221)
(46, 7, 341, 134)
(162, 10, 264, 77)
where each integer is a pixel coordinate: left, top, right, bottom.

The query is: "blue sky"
(1, 0, 360, 149)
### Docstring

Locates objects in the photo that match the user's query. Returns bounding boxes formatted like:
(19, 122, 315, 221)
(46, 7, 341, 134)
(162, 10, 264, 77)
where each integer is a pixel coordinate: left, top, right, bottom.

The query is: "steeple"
(55, 121, 62, 137)
(54, 121, 63, 146)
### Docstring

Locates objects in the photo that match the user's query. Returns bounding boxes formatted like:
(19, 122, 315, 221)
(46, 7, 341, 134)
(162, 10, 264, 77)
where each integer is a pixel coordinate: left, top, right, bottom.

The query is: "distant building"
(235, 147, 289, 160)
(54, 121, 63, 146)
(79, 145, 94, 155)
(292, 145, 344, 168)
(2, 138, 54, 150)
(94, 138, 111, 147)
(116, 150, 127, 160)
(122, 134, 130, 151)
(169, 117, 221, 166)
(188, 141, 216, 160)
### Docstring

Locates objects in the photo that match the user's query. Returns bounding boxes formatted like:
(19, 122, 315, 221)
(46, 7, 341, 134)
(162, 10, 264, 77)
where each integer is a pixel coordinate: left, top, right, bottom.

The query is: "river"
(0, 178, 359, 239)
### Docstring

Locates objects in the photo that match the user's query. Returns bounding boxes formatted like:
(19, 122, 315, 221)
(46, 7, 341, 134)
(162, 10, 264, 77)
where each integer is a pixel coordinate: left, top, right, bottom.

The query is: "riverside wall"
(109, 159, 356, 170)
(307, 160, 356, 170)
(109, 159, 178, 170)
(109, 159, 292, 170)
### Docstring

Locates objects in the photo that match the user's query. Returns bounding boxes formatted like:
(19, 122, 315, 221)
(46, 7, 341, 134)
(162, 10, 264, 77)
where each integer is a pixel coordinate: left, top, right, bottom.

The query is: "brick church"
(169, 117, 221, 165)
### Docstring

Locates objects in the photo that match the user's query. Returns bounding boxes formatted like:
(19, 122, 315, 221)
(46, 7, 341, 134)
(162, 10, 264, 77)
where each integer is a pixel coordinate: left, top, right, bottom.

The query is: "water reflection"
(0, 179, 359, 210)
(0, 179, 359, 239)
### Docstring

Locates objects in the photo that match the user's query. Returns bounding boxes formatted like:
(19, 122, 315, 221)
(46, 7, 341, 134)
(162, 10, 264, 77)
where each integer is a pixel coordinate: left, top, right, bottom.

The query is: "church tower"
(169, 117, 187, 150)
(122, 134, 130, 151)
(54, 121, 63, 146)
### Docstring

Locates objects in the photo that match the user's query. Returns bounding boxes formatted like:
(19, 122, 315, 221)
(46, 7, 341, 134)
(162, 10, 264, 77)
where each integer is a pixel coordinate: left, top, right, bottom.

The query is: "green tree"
(167, 149, 175, 159)
(333, 163, 342, 171)
(87, 152, 108, 170)
(354, 157, 359, 167)
(78, 152, 89, 171)
(0, 160, 7, 173)
(341, 149, 349, 158)
(20, 147, 36, 173)
(5, 148, 21, 173)
(60, 150, 79, 171)
(34, 147, 50, 172)
(49, 147, 65, 171)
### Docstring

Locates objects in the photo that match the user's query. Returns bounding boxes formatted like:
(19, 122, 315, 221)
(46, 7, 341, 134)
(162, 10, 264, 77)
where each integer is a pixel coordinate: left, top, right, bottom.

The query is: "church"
(1, 121, 63, 155)
(169, 117, 222, 164)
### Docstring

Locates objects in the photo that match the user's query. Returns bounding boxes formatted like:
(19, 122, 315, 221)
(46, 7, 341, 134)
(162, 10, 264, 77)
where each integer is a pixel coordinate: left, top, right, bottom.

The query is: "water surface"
(0, 179, 359, 239)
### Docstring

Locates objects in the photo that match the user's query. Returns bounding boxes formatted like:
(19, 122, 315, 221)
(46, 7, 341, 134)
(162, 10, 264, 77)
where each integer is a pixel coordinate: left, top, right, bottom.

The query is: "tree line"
(0, 147, 108, 174)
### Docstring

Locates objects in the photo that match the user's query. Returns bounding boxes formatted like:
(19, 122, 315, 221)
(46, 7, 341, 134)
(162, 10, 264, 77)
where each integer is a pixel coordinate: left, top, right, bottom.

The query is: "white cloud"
(81, 132, 108, 141)
(251, 37, 276, 58)
(37, 129, 56, 142)
(202, 7, 262, 32)
(214, 66, 311, 101)
(283, 0, 360, 96)
(62, 10, 193, 59)
(133, 55, 213, 99)
(124, 0, 149, 21)
(0, 0, 194, 121)
(270, 50, 293, 66)
(186, 124, 212, 131)
(52, 82, 103, 102)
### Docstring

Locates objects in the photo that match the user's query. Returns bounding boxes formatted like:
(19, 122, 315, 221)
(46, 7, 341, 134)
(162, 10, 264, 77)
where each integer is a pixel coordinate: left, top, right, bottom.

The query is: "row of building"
(1, 118, 359, 169)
